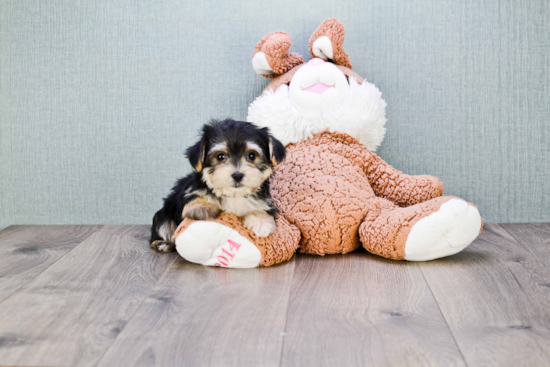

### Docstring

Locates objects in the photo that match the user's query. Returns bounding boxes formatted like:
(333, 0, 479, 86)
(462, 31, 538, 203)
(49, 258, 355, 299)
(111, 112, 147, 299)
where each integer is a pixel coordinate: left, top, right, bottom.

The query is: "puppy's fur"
(150, 119, 286, 253)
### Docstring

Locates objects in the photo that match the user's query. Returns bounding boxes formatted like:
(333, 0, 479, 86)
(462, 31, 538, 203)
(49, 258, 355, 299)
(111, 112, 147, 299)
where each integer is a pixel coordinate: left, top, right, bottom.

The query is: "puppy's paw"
(184, 203, 221, 221)
(243, 212, 276, 237)
(151, 240, 176, 253)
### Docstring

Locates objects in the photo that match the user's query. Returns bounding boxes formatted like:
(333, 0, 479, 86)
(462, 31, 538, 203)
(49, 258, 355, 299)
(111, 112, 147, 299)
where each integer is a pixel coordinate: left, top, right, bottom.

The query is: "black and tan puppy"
(150, 119, 286, 253)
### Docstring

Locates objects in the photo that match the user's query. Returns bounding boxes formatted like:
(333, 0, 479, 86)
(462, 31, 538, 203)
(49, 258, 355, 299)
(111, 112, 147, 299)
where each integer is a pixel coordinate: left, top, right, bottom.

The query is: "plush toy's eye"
(217, 153, 227, 162)
(247, 152, 256, 161)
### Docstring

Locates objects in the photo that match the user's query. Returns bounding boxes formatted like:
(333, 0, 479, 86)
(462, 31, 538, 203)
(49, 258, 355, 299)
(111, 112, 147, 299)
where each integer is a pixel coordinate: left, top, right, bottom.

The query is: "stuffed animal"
(173, 18, 483, 268)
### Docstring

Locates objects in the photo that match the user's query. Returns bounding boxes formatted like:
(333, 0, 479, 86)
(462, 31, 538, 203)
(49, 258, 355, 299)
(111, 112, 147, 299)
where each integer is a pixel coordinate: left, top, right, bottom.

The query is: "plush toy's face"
(247, 19, 387, 152)
(288, 58, 349, 116)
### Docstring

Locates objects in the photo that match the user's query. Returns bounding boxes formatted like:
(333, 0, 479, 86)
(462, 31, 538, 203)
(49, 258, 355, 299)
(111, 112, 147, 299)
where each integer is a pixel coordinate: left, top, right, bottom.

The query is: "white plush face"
(288, 58, 350, 116)
(247, 59, 387, 151)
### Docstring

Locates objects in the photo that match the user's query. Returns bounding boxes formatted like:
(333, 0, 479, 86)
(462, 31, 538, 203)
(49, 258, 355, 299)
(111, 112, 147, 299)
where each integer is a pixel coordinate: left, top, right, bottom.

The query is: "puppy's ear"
(269, 136, 286, 166)
(186, 140, 206, 173)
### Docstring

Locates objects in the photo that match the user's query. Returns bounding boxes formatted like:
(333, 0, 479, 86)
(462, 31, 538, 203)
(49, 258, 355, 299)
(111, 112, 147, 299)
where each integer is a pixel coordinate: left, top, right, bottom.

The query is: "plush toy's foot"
(360, 197, 482, 261)
(175, 221, 262, 268)
(404, 198, 482, 261)
(173, 212, 301, 268)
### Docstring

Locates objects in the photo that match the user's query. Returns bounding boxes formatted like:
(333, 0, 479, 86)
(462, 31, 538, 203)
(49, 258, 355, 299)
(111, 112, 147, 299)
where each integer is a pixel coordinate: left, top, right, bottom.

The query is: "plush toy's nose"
(308, 58, 326, 66)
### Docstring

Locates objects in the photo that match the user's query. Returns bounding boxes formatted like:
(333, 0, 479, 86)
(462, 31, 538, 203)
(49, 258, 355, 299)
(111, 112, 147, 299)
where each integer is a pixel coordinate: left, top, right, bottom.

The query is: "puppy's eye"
(217, 153, 226, 162)
(247, 152, 256, 161)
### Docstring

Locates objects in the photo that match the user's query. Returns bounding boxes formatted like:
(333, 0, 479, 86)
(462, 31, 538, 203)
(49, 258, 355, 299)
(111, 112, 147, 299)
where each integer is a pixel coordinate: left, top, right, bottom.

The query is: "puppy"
(150, 118, 286, 253)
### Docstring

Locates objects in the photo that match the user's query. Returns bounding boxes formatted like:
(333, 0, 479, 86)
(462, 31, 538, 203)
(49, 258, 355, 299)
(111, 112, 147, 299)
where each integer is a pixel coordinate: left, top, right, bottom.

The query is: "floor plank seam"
(0, 225, 104, 307)
(417, 264, 470, 367)
(499, 224, 544, 262)
(278, 255, 297, 367)
(93, 253, 180, 367)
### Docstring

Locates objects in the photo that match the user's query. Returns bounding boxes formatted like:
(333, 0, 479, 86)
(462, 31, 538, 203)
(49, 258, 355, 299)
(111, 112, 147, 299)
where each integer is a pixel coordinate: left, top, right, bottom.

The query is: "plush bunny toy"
(173, 19, 483, 268)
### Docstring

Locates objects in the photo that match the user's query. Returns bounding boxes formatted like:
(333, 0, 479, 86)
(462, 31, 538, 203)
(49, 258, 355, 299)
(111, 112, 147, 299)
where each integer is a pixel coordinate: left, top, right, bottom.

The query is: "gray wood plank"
(501, 223, 550, 264)
(419, 223, 550, 366)
(0, 225, 177, 367)
(0, 225, 102, 303)
(281, 251, 465, 367)
(97, 256, 296, 367)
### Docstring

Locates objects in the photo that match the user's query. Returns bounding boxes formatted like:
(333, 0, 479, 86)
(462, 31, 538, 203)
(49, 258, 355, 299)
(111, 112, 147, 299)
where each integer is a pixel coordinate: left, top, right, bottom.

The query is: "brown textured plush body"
(270, 131, 449, 259)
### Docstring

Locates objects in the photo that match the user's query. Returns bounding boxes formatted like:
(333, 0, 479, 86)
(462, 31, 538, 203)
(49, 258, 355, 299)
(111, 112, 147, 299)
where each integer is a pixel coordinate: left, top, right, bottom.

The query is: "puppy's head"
(186, 119, 285, 197)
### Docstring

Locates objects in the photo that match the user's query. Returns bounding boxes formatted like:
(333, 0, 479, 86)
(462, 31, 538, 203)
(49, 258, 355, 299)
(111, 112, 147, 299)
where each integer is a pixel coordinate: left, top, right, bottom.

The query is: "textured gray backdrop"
(1, 0, 549, 229)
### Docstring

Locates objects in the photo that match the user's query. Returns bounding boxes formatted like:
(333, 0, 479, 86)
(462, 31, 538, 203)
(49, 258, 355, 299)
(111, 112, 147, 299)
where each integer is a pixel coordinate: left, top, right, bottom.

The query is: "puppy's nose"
(308, 58, 325, 66)
(231, 172, 244, 182)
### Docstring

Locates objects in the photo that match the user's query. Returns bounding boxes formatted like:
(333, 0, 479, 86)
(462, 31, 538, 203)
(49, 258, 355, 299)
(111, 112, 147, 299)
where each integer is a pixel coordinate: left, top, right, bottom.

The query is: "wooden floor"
(0, 224, 549, 366)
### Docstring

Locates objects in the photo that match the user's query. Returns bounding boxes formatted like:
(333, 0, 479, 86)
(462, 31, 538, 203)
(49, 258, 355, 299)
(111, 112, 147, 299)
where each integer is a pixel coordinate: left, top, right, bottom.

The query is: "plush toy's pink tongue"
(304, 83, 332, 94)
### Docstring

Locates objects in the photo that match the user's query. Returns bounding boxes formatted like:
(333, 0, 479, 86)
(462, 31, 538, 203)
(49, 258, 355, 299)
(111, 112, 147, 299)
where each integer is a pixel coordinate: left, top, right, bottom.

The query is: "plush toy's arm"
(362, 150, 444, 207)
(308, 131, 443, 207)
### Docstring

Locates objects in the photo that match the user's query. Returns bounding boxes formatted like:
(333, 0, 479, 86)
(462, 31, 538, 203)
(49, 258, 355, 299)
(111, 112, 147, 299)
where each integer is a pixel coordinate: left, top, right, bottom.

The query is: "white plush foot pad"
(404, 199, 482, 261)
(175, 221, 262, 268)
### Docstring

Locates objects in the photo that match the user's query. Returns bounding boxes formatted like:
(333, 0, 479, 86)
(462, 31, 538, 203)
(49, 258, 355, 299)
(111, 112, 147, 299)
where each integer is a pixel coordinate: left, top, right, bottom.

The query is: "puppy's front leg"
(183, 197, 222, 220)
(243, 211, 276, 237)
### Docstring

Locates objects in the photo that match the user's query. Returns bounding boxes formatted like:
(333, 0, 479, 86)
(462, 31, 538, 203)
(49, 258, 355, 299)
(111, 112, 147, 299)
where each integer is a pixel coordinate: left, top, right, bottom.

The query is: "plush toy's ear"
(309, 18, 352, 69)
(252, 32, 305, 79)
(269, 136, 286, 166)
(185, 139, 206, 173)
